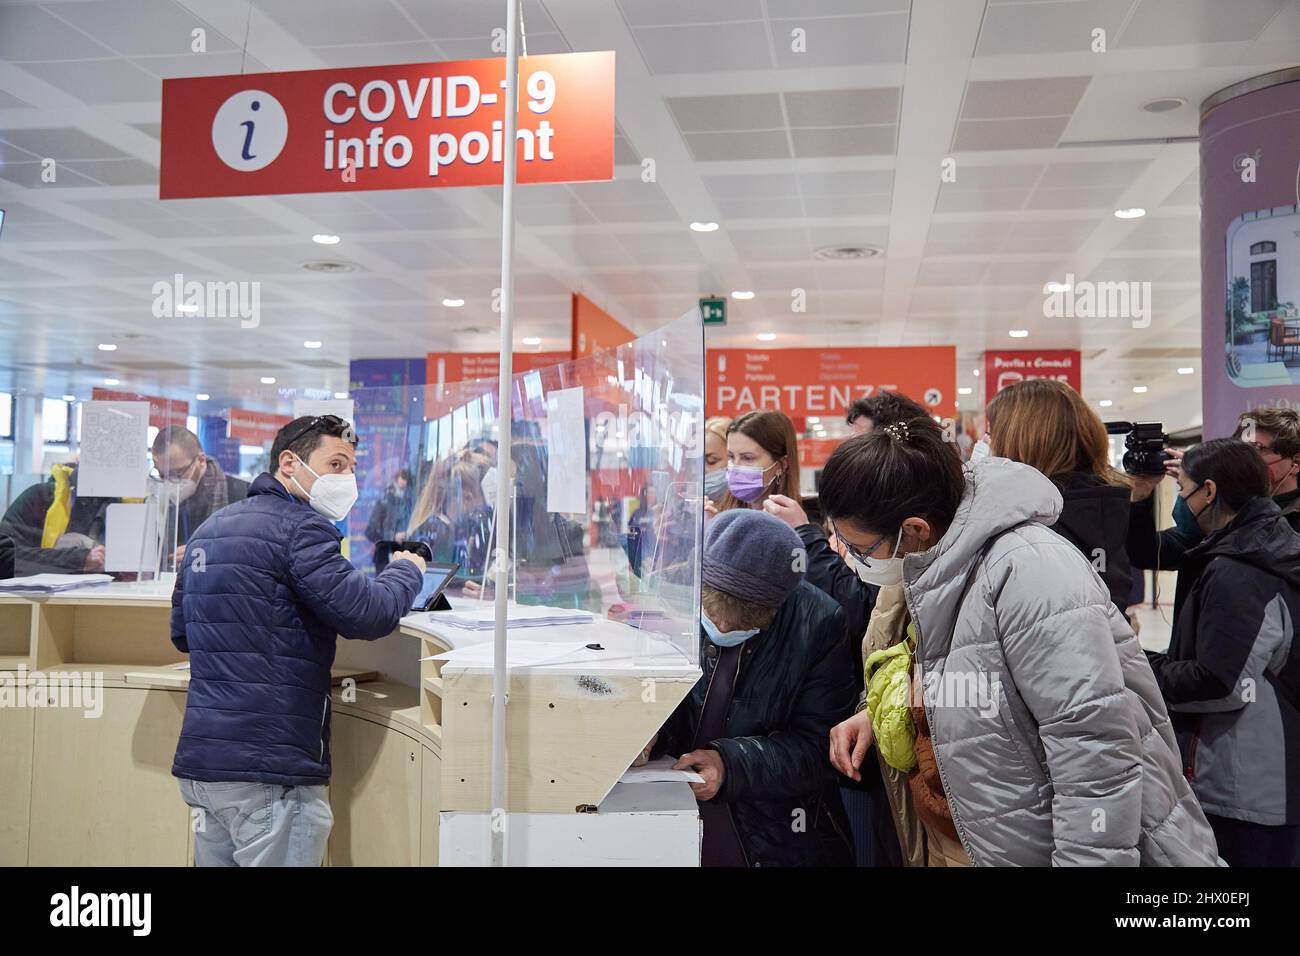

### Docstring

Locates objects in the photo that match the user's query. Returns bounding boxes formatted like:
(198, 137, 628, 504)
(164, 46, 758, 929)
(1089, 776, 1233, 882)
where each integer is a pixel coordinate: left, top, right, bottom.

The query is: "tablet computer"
(411, 561, 459, 612)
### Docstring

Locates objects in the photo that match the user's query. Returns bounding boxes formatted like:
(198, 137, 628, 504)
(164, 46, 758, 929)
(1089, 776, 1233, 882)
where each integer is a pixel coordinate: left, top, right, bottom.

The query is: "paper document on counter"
(424, 641, 592, 668)
(0, 573, 113, 593)
(435, 604, 592, 630)
(620, 756, 704, 785)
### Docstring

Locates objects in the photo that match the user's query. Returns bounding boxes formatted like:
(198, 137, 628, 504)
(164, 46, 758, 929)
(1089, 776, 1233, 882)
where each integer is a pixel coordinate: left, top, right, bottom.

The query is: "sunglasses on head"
(280, 414, 350, 449)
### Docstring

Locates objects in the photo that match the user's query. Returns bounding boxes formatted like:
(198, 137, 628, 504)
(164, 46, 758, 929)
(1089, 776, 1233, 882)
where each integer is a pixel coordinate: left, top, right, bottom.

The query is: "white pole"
(489, 0, 521, 869)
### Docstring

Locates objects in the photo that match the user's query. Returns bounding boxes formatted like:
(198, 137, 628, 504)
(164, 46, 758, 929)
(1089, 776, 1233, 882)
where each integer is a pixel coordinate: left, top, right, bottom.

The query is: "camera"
(1105, 421, 1169, 476)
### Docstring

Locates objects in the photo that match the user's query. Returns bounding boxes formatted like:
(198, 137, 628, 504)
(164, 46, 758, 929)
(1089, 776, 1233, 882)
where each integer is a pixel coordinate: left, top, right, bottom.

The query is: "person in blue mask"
(651, 508, 856, 866)
(1145, 438, 1300, 866)
(702, 416, 732, 504)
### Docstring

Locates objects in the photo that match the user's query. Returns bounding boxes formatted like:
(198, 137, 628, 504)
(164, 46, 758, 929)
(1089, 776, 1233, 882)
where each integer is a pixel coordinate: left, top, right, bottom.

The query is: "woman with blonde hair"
(703, 416, 732, 504)
(985, 378, 1133, 611)
(715, 410, 801, 513)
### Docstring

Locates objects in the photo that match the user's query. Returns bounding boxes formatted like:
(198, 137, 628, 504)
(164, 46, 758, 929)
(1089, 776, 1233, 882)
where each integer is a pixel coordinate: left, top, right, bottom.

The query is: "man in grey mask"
(151, 426, 249, 567)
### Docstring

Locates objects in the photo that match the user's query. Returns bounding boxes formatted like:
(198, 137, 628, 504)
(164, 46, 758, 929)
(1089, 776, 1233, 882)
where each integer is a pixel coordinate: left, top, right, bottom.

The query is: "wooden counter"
(0, 582, 702, 866)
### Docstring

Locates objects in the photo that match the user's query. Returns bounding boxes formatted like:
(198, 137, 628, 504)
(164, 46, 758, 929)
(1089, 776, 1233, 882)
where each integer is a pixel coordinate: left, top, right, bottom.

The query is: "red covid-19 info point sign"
(159, 52, 615, 200)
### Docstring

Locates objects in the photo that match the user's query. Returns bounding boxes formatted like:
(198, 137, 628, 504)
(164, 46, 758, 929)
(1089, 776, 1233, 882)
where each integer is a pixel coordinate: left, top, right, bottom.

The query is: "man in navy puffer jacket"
(170, 414, 425, 866)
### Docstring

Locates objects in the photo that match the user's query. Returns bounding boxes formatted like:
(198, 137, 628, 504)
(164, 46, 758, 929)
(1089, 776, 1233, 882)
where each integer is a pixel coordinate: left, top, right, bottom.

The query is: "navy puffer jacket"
(170, 473, 422, 785)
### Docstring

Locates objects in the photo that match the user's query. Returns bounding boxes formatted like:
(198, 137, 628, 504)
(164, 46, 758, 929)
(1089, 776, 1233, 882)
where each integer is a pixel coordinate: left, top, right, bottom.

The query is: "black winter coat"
(1050, 471, 1134, 613)
(0, 469, 112, 575)
(1146, 497, 1300, 825)
(655, 580, 857, 866)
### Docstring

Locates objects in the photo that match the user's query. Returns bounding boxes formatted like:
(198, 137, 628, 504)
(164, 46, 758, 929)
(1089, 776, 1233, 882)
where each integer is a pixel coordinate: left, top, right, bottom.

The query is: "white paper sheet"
(424, 641, 592, 668)
(620, 756, 705, 785)
(77, 401, 149, 498)
(105, 502, 160, 573)
(545, 386, 587, 516)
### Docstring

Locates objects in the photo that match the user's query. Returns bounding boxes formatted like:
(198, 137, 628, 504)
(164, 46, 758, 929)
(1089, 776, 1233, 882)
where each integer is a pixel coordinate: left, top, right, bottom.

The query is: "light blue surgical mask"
(702, 612, 759, 647)
(703, 468, 728, 503)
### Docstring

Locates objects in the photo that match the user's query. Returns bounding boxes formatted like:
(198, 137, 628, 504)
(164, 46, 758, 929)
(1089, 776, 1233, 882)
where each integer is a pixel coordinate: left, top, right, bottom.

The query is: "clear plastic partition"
(348, 310, 704, 663)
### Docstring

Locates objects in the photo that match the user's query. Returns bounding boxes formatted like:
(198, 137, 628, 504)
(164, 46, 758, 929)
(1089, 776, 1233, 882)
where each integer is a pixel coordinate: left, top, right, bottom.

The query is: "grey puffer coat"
(899, 457, 1222, 866)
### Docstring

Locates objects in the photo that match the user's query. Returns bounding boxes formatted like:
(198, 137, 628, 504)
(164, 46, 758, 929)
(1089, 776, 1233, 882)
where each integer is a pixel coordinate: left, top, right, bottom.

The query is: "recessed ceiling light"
(103, 378, 119, 386)
(689, 221, 719, 233)
(522, 336, 541, 346)
(958, 387, 973, 395)
(1009, 329, 1029, 338)
(756, 332, 776, 341)
(1142, 97, 1186, 113)
(1114, 207, 1146, 219)
(176, 302, 199, 315)
(97, 343, 116, 351)
(1177, 366, 1195, 375)
(261, 376, 276, 384)
(1099, 400, 1113, 407)
(1132, 385, 1148, 393)
(732, 290, 755, 300)
(61, 394, 75, 402)
(301, 259, 359, 273)
(442, 298, 465, 307)
(1045, 281, 1071, 293)
(312, 234, 341, 245)
(814, 244, 882, 261)
(333, 391, 348, 400)
(972, 369, 980, 377)
(303, 340, 322, 349)
(195, 393, 210, 401)
(807, 417, 820, 424)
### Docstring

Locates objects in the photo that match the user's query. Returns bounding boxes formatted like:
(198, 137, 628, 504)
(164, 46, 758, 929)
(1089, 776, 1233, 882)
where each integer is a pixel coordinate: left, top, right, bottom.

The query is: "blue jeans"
(179, 779, 333, 867)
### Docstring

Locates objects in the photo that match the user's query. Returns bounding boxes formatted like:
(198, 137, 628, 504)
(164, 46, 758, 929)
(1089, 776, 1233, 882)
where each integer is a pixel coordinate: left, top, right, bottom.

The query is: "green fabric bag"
(864, 626, 917, 773)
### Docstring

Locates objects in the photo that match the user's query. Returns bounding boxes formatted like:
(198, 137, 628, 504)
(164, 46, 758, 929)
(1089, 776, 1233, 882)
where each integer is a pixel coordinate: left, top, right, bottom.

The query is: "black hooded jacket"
(1146, 497, 1300, 825)
(1050, 471, 1134, 612)
(654, 580, 857, 866)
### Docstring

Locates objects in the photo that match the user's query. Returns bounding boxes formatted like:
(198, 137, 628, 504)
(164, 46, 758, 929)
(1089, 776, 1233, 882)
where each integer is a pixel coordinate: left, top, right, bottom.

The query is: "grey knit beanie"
(702, 509, 805, 607)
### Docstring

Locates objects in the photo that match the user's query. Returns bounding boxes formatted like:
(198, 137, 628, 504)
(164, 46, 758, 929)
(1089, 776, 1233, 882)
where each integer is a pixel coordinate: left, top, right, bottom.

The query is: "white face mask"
(291, 454, 358, 521)
(969, 439, 991, 463)
(846, 531, 905, 587)
(481, 465, 498, 509)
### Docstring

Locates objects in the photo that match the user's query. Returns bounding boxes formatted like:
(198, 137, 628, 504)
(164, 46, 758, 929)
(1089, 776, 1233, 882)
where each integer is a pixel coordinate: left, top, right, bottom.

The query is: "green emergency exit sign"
(700, 297, 726, 325)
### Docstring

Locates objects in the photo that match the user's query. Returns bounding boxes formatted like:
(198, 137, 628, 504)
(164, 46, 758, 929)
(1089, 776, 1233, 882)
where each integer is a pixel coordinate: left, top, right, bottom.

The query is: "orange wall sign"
(226, 408, 291, 445)
(160, 52, 615, 199)
(982, 350, 1081, 406)
(92, 388, 188, 429)
(798, 437, 843, 470)
(426, 350, 571, 386)
(571, 292, 634, 359)
(707, 346, 956, 421)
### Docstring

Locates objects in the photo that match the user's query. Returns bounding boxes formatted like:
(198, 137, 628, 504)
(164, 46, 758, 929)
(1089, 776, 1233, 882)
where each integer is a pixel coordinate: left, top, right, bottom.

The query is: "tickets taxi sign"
(160, 52, 615, 199)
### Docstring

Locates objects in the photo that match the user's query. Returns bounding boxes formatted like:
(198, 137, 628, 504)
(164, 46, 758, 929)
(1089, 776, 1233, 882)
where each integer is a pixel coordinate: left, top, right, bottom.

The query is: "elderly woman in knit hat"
(651, 509, 857, 866)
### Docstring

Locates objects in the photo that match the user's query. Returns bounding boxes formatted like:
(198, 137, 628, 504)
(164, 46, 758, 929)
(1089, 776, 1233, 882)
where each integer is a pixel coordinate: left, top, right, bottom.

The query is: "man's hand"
(762, 493, 808, 529)
(829, 710, 874, 781)
(631, 733, 658, 768)
(674, 748, 725, 801)
(462, 579, 483, 598)
(394, 531, 408, 544)
(83, 545, 105, 572)
(391, 550, 427, 574)
(703, 497, 718, 521)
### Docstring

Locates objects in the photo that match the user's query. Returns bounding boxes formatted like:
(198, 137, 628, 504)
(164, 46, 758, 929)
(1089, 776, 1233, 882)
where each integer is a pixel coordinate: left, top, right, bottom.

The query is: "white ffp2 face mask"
(291, 455, 358, 521)
(846, 531, 905, 587)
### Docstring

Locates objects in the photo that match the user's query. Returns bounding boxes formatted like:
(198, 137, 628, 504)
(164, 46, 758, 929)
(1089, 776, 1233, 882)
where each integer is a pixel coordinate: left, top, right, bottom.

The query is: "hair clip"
(881, 421, 910, 443)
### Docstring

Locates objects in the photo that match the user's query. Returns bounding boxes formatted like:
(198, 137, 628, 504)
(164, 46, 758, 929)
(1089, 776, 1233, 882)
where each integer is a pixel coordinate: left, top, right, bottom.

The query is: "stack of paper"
(0, 573, 113, 593)
(436, 605, 593, 630)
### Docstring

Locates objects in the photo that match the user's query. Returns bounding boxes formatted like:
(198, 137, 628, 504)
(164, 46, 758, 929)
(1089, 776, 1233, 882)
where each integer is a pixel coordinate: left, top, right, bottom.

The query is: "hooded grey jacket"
(899, 457, 1221, 866)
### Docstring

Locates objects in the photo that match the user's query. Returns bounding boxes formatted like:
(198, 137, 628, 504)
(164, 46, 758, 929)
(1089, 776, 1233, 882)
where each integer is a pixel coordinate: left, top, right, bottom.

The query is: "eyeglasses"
(828, 520, 891, 565)
(151, 454, 199, 482)
(1245, 440, 1282, 460)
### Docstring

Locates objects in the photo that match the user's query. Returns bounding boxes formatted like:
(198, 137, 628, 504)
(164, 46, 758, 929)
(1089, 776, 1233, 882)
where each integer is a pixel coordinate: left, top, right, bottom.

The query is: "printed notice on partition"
(545, 386, 587, 516)
(78, 401, 149, 498)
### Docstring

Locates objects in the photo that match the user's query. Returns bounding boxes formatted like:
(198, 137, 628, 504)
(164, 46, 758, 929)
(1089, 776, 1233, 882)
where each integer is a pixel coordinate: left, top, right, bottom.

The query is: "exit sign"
(700, 297, 726, 325)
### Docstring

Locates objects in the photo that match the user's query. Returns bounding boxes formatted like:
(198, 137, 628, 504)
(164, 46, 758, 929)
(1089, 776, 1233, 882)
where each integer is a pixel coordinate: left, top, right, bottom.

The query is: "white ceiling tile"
(45, 0, 241, 56)
(952, 116, 1070, 150)
(395, 0, 556, 38)
(1117, 0, 1287, 47)
(305, 41, 440, 69)
(134, 52, 268, 78)
(1023, 185, 1126, 209)
(716, 196, 806, 219)
(255, 0, 425, 46)
(632, 22, 772, 75)
(935, 188, 1030, 213)
(667, 93, 784, 132)
(0, 4, 115, 60)
(792, 125, 895, 157)
(772, 13, 910, 68)
(703, 173, 800, 199)
(0, 127, 128, 160)
(784, 87, 900, 127)
(63, 158, 158, 186)
(977, 0, 1136, 57)
(19, 57, 160, 104)
(802, 193, 892, 216)
(961, 76, 1091, 119)
(683, 129, 791, 161)
(617, 0, 763, 27)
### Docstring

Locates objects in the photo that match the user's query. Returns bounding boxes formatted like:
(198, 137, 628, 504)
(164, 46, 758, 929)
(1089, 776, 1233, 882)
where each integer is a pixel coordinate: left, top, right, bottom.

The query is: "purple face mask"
(727, 462, 776, 503)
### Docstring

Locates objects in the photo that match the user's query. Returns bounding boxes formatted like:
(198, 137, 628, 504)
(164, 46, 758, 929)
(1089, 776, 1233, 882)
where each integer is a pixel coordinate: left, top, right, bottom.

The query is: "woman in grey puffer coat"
(821, 421, 1222, 866)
